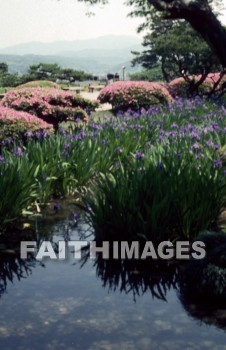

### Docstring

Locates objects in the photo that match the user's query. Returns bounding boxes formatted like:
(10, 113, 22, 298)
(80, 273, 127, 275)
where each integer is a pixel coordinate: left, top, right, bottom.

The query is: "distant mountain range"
(0, 35, 143, 75)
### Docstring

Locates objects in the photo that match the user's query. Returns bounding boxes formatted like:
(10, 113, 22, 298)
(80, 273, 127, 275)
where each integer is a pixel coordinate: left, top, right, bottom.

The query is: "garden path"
(80, 91, 112, 111)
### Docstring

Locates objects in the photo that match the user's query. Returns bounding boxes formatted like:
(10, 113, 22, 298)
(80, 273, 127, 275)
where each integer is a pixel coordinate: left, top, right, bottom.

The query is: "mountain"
(0, 35, 142, 56)
(0, 35, 142, 75)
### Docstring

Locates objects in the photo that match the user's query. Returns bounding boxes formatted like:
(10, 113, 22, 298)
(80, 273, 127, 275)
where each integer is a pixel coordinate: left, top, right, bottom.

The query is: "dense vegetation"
(0, 62, 93, 88)
(98, 81, 172, 111)
(0, 95, 225, 244)
(1, 87, 98, 131)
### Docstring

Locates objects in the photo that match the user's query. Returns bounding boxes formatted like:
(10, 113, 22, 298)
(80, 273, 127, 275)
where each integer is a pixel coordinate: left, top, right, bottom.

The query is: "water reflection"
(0, 235, 179, 303)
(1, 220, 226, 349)
(87, 248, 226, 331)
(91, 255, 178, 302)
(179, 293, 226, 332)
(0, 252, 33, 298)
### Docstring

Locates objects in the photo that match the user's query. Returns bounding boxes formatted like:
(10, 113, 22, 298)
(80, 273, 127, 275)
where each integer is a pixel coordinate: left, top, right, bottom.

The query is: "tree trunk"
(147, 0, 226, 67)
(186, 7, 226, 68)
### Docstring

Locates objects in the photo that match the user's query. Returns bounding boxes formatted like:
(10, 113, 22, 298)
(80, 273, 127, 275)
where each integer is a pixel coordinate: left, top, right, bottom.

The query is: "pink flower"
(98, 81, 172, 110)
(0, 106, 53, 130)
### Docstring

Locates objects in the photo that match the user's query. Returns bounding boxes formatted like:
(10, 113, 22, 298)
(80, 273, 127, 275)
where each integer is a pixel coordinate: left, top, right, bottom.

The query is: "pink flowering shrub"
(0, 107, 53, 144)
(168, 73, 226, 98)
(2, 88, 98, 130)
(98, 81, 172, 111)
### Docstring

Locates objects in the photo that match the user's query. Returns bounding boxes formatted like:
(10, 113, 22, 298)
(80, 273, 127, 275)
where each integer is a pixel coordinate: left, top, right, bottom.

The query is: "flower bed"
(98, 81, 172, 111)
(0, 97, 225, 240)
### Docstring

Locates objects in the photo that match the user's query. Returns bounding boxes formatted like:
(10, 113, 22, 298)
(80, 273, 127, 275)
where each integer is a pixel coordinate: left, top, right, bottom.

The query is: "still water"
(0, 218, 226, 350)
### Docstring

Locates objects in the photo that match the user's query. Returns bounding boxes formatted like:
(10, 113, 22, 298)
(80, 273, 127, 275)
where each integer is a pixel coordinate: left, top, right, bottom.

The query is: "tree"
(147, 0, 226, 67)
(77, 0, 226, 67)
(131, 20, 221, 83)
(0, 73, 21, 87)
(24, 63, 92, 83)
(0, 63, 8, 74)
(27, 63, 61, 81)
(57, 68, 92, 82)
(0, 62, 22, 87)
(129, 67, 164, 81)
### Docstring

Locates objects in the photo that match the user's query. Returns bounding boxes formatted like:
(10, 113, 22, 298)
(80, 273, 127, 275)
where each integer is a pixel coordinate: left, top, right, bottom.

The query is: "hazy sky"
(0, 0, 225, 49)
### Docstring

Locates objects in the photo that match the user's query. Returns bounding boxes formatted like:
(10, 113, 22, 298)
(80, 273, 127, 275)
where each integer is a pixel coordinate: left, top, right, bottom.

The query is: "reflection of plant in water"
(81, 247, 179, 302)
(179, 291, 226, 332)
(0, 213, 81, 298)
(97, 259, 179, 302)
(178, 231, 226, 303)
(0, 252, 38, 298)
(177, 231, 226, 331)
(0, 220, 60, 298)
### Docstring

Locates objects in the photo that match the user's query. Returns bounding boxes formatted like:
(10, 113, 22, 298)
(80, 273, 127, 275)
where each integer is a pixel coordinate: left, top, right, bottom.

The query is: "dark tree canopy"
(131, 20, 221, 82)
(77, 0, 226, 67)
(26, 63, 92, 82)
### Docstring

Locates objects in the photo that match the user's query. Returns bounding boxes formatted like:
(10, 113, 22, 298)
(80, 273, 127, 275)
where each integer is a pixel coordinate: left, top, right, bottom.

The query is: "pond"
(1, 217, 226, 350)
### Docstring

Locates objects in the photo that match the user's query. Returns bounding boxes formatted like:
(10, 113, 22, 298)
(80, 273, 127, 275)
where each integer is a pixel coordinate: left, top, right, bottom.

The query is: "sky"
(0, 0, 144, 48)
(0, 0, 225, 49)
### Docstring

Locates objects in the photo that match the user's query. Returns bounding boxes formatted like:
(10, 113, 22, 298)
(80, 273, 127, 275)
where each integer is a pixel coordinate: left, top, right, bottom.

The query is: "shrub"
(15, 80, 62, 90)
(0, 107, 53, 145)
(98, 81, 172, 111)
(168, 73, 226, 98)
(1, 87, 98, 130)
(68, 107, 88, 121)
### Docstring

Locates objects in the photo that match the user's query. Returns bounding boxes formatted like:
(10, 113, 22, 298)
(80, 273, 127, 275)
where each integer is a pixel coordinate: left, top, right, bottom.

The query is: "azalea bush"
(1, 87, 98, 130)
(0, 107, 53, 146)
(168, 73, 226, 98)
(98, 81, 172, 111)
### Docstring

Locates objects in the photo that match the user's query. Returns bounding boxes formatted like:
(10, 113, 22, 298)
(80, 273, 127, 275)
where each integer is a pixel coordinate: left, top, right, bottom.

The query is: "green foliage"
(0, 62, 22, 88)
(132, 20, 221, 83)
(57, 67, 92, 82)
(0, 63, 8, 74)
(0, 97, 226, 239)
(27, 63, 61, 82)
(0, 156, 39, 226)
(79, 99, 226, 242)
(0, 73, 21, 87)
(129, 67, 164, 82)
(81, 147, 226, 243)
(25, 63, 92, 83)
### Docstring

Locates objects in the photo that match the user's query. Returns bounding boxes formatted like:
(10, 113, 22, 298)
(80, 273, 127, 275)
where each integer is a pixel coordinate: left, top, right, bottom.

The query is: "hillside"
(0, 35, 142, 75)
